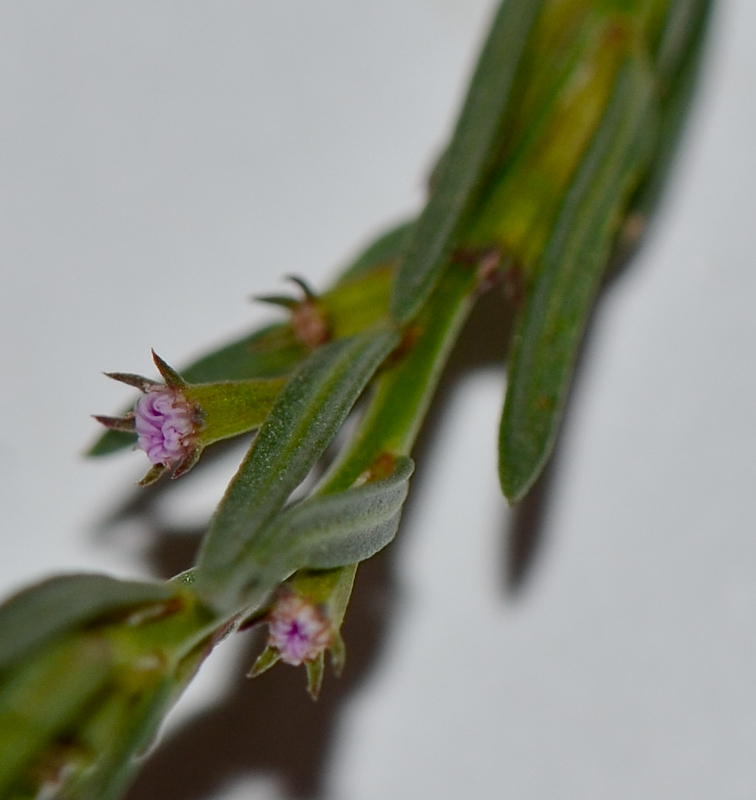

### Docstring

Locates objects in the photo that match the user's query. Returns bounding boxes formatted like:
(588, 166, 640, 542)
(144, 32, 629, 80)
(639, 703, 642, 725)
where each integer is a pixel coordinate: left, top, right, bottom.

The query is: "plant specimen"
(0, 1, 712, 797)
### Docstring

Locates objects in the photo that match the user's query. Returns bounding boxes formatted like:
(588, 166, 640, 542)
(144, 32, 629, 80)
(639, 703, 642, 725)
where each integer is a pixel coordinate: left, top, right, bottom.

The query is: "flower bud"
(96, 351, 286, 484)
(266, 593, 332, 667)
(247, 565, 355, 698)
(134, 387, 198, 468)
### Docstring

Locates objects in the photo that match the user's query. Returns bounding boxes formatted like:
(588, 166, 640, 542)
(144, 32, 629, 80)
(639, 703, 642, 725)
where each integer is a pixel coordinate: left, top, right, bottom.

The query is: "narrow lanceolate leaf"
(194, 327, 400, 611)
(0, 574, 178, 670)
(623, 0, 713, 225)
(258, 456, 414, 570)
(390, 0, 541, 323)
(499, 58, 656, 503)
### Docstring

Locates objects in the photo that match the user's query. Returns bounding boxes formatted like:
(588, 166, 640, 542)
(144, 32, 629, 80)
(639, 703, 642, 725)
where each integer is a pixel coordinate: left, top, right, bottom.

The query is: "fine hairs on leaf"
(0, 1, 714, 798)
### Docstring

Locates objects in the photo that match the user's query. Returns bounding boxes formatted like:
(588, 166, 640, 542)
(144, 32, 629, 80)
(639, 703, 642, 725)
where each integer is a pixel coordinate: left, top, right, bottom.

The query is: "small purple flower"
(134, 388, 196, 466)
(267, 594, 332, 666)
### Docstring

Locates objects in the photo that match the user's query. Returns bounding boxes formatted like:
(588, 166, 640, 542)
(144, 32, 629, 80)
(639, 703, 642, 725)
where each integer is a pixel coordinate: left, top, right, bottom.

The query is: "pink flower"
(134, 388, 196, 466)
(267, 594, 332, 666)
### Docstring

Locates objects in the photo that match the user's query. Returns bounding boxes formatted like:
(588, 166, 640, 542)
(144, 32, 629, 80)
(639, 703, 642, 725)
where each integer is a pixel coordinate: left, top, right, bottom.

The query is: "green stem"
(319, 258, 486, 494)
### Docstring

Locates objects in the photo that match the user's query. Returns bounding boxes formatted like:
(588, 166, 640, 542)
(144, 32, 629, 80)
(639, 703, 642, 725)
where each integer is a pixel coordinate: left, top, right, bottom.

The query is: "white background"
(2, 1, 756, 798)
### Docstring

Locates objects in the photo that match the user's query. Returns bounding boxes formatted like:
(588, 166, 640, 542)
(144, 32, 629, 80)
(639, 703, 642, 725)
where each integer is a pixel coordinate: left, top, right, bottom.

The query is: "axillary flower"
(266, 593, 333, 667)
(247, 567, 354, 698)
(134, 387, 197, 467)
(95, 350, 286, 485)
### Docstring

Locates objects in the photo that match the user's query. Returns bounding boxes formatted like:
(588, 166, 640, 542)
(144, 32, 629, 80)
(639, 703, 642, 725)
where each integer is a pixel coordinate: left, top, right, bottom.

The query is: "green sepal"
(248, 645, 280, 678)
(104, 372, 157, 391)
(139, 463, 168, 486)
(286, 564, 357, 628)
(171, 449, 202, 481)
(285, 275, 317, 300)
(305, 654, 325, 700)
(328, 630, 347, 677)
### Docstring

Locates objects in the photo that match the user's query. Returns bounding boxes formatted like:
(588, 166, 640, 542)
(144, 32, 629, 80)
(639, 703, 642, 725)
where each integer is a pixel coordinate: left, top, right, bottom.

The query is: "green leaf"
(89, 428, 137, 457)
(261, 456, 414, 570)
(499, 57, 657, 503)
(623, 0, 713, 224)
(390, 0, 541, 323)
(0, 574, 178, 671)
(194, 327, 400, 611)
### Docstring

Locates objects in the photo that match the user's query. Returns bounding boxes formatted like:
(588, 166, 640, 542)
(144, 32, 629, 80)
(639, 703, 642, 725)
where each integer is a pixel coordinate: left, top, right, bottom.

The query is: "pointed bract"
(247, 645, 281, 678)
(171, 448, 202, 480)
(92, 414, 135, 433)
(285, 275, 317, 300)
(253, 294, 300, 310)
(151, 351, 186, 389)
(104, 372, 158, 391)
(305, 653, 325, 700)
(138, 463, 168, 487)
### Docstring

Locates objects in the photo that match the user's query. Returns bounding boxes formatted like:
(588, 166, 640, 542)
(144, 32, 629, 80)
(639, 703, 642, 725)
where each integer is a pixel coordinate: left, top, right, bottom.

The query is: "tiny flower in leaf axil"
(255, 275, 330, 349)
(247, 567, 353, 698)
(95, 352, 202, 485)
(266, 593, 332, 667)
(95, 350, 287, 485)
(134, 387, 198, 468)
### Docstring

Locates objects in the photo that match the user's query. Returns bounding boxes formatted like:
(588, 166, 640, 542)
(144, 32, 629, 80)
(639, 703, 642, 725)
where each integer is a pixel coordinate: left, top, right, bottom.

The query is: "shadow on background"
(97, 275, 618, 799)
